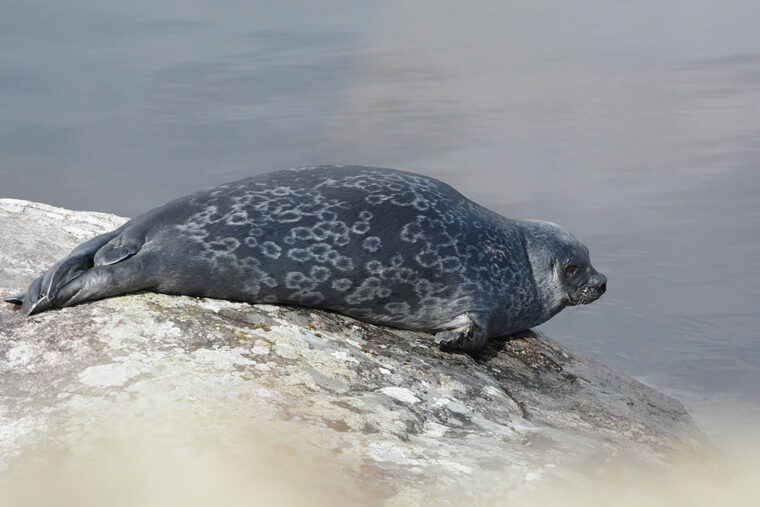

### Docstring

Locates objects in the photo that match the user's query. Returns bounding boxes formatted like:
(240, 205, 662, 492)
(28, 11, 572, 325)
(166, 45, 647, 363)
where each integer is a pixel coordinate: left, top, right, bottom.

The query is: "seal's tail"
(6, 228, 127, 315)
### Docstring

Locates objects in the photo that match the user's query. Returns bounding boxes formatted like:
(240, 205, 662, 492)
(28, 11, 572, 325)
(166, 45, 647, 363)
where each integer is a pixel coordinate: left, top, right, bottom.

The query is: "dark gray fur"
(5, 166, 606, 352)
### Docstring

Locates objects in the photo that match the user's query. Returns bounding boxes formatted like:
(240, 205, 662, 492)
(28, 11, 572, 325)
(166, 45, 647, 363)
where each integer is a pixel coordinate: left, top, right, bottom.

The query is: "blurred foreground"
(1, 416, 758, 507)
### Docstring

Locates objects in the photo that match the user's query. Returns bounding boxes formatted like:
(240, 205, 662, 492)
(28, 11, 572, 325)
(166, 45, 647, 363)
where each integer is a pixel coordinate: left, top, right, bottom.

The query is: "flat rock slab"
(0, 198, 701, 504)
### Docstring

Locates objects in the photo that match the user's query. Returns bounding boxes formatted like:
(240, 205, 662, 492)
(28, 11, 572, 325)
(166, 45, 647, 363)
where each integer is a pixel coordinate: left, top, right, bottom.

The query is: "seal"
(5, 165, 606, 352)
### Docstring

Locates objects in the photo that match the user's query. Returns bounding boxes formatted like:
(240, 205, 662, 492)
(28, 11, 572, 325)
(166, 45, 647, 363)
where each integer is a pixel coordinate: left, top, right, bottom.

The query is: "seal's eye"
(565, 264, 579, 275)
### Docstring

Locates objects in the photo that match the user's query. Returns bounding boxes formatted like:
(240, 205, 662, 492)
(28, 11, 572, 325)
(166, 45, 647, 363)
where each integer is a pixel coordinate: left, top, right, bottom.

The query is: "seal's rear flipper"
(4, 292, 26, 304)
(17, 229, 125, 316)
(40, 253, 155, 312)
(94, 234, 144, 265)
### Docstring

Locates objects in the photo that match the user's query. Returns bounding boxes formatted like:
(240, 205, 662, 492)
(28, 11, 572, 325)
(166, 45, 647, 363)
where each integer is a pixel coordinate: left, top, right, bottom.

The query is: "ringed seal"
(6, 165, 606, 352)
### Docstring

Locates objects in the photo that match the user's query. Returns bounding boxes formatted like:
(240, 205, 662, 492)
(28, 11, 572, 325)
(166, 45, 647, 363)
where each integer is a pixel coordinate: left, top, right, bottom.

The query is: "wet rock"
(0, 198, 702, 503)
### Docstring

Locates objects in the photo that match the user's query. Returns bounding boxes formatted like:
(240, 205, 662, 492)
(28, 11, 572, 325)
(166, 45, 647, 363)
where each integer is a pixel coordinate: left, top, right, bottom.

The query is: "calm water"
(2, 0, 759, 446)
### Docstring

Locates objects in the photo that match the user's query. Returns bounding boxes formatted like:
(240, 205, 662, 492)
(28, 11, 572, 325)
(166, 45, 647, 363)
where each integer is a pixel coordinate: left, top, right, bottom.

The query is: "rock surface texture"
(0, 198, 701, 504)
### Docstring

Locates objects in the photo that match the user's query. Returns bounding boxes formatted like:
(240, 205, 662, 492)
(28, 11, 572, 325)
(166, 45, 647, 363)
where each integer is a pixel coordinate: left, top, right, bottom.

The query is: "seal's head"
(520, 220, 607, 320)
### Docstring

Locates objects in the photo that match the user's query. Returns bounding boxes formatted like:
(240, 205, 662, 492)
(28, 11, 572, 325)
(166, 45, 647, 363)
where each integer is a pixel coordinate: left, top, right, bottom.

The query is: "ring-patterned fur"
(7, 165, 607, 352)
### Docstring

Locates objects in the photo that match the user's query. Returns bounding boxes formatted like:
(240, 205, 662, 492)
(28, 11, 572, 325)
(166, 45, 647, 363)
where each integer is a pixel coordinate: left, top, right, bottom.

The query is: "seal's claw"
(434, 329, 464, 345)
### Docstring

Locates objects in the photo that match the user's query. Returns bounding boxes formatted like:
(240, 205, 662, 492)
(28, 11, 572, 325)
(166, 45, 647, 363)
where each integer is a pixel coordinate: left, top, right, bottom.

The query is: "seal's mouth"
(568, 283, 606, 306)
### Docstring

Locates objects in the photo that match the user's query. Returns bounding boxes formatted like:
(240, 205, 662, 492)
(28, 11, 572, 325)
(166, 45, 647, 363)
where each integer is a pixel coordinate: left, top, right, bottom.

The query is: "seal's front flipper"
(434, 312, 491, 353)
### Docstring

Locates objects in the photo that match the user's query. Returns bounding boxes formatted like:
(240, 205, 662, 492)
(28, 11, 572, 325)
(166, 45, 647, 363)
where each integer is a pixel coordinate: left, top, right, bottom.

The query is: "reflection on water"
(2, 0, 759, 459)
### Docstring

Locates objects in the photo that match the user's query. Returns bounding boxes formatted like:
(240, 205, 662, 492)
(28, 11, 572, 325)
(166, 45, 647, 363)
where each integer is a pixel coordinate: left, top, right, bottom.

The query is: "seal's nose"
(596, 273, 607, 294)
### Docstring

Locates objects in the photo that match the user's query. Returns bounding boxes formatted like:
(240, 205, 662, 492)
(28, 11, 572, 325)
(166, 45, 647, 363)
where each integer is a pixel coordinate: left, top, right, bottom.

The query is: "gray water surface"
(3, 0, 759, 444)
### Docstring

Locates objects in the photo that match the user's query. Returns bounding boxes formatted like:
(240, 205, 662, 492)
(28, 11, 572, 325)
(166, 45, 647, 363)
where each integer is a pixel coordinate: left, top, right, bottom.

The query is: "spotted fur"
(7, 165, 606, 352)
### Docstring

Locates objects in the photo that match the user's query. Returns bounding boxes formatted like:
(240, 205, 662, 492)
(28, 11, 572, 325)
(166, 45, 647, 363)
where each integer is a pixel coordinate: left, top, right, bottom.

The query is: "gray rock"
(0, 198, 702, 504)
